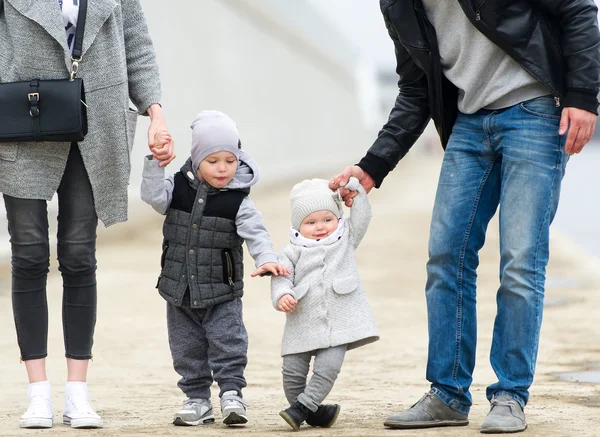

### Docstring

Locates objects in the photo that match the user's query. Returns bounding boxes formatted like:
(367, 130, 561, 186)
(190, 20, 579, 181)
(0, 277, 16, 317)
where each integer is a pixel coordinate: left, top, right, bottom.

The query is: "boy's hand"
(251, 263, 291, 277)
(147, 104, 176, 167)
(278, 294, 297, 313)
(150, 130, 174, 163)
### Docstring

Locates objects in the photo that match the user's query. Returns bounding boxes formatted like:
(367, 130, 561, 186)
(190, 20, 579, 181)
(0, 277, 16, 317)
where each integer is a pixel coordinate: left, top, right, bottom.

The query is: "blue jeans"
(425, 96, 568, 414)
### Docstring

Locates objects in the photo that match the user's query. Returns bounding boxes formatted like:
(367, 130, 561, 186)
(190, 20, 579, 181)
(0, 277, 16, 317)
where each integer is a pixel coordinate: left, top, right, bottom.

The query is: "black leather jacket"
(359, 0, 600, 187)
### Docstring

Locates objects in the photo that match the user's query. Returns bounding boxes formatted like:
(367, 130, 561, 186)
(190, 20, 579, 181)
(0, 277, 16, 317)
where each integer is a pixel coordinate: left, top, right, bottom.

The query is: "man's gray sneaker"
(220, 390, 248, 426)
(173, 398, 214, 426)
(481, 395, 527, 434)
(384, 390, 469, 429)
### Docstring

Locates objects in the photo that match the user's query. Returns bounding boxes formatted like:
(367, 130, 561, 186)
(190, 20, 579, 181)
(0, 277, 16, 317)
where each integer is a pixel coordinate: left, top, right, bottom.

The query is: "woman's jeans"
(4, 144, 97, 361)
(425, 96, 568, 413)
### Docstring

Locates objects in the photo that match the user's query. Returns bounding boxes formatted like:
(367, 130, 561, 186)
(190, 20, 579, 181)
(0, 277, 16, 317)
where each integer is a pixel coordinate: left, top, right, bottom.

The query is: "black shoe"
(279, 401, 310, 431)
(306, 404, 341, 428)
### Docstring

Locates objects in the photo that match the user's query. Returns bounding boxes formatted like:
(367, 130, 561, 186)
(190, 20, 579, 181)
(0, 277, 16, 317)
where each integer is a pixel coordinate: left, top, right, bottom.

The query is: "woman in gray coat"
(0, 0, 174, 429)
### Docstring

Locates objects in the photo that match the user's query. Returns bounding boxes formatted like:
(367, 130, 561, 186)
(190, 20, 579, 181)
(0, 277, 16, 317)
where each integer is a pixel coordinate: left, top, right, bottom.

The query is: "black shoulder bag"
(0, 0, 88, 142)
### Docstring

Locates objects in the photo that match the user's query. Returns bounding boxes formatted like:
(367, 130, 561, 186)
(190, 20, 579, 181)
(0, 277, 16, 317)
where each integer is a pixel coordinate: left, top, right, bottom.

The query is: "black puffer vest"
(157, 168, 248, 309)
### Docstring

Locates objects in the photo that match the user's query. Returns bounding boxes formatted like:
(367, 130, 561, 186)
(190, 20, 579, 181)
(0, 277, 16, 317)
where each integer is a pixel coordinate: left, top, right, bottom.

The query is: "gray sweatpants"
(282, 345, 347, 412)
(167, 296, 248, 399)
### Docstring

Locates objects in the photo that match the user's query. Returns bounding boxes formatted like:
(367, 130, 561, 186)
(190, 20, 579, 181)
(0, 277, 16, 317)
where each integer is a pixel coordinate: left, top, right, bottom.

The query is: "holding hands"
(251, 262, 291, 278)
(147, 104, 176, 167)
(329, 166, 374, 207)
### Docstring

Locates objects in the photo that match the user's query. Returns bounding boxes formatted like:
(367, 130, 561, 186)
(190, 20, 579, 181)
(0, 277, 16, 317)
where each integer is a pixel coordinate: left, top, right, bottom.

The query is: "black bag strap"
(28, 80, 42, 141)
(71, 0, 87, 59)
(70, 0, 87, 80)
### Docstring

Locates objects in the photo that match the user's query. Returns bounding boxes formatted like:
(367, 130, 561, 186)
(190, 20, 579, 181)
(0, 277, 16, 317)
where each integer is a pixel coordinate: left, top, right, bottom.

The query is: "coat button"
(191, 275, 195, 279)
(198, 198, 204, 204)
(193, 300, 198, 306)
(189, 249, 194, 255)
(192, 224, 198, 230)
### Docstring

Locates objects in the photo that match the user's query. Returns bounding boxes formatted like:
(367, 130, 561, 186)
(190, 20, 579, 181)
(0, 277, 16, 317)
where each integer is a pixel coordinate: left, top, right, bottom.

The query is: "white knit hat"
(190, 110, 241, 171)
(290, 179, 342, 229)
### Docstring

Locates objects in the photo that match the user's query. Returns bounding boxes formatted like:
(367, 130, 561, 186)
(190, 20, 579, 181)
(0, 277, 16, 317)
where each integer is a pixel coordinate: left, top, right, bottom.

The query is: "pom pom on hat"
(290, 179, 342, 229)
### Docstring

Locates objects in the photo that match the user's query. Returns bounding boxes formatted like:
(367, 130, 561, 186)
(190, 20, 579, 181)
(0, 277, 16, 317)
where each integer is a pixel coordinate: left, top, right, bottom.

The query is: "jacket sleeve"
(346, 178, 372, 249)
(235, 197, 279, 268)
(535, 0, 600, 112)
(121, 0, 162, 114)
(271, 247, 296, 311)
(140, 155, 173, 215)
(357, 13, 431, 188)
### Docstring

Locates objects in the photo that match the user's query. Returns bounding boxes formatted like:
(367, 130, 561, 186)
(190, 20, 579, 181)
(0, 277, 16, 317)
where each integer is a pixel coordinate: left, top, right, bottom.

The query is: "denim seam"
(453, 158, 497, 392)
(65, 353, 93, 360)
(529, 136, 562, 381)
(63, 291, 70, 357)
(431, 387, 470, 414)
(491, 390, 525, 409)
(21, 353, 48, 361)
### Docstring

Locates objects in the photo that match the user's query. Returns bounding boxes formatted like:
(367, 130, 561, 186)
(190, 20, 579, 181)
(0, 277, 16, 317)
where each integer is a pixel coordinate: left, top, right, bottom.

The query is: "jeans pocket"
(519, 96, 561, 120)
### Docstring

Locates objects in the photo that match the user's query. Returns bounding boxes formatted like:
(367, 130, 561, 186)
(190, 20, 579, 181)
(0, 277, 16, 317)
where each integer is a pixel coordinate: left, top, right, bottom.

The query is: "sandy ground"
(0, 156, 599, 437)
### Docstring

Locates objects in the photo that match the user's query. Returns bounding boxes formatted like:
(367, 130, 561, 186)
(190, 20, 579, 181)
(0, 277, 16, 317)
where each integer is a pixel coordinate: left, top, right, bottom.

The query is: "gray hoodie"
(141, 150, 278, 268)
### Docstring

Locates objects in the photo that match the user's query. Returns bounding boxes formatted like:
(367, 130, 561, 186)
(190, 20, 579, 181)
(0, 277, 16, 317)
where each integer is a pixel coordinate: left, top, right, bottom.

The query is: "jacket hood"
(179, 149, 260, 191)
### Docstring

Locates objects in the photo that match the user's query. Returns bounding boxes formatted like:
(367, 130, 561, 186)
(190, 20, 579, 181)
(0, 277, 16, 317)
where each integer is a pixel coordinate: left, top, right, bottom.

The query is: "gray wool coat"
(0, 0, 161, 226)
(271, 183, 379, 356)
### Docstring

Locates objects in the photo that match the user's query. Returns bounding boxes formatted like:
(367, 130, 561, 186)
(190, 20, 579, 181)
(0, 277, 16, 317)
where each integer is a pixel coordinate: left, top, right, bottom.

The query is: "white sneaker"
(20, 380, 53, 428)
(63, 382, 103, 429)
(220, 390, 248, 425)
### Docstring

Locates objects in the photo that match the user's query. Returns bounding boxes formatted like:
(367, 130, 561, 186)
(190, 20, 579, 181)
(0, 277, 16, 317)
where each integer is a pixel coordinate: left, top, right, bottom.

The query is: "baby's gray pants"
(282, 344, 347, 412)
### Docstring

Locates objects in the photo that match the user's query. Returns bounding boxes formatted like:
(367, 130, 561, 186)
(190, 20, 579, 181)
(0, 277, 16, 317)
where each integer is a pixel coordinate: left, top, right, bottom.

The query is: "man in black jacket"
(330, 0, 600, 433)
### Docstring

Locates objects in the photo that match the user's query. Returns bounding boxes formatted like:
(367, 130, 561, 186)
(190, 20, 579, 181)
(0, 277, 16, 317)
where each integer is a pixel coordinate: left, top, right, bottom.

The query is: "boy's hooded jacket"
(141, 150, 277, 309)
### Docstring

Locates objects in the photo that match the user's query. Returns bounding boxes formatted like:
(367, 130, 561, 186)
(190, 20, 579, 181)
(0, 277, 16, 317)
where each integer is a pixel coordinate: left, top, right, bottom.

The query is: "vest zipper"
(476, 0, 490, 21)
(225, 251, 234, 286)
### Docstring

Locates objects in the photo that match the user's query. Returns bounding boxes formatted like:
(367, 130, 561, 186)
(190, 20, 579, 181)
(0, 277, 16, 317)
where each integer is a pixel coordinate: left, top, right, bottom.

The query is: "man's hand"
(278, 294, 297, 313)
(329, 165, 375, 207)
(250, 263, 291, 277)
(147, 104, 176, 167)
(559, 107, 597, 155)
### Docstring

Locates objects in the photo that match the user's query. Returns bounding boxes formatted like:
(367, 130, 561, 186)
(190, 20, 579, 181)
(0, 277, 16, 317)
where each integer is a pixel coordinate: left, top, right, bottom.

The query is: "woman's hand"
(147, 104, 175, 167)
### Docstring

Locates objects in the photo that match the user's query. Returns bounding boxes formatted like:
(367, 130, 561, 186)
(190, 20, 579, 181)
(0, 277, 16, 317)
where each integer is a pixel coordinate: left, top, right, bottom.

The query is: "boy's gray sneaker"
(480, 395, 527, 434)
(220, 390, 248, 425)
(384, 390, 469, 429)
(173, 398, 215, 426)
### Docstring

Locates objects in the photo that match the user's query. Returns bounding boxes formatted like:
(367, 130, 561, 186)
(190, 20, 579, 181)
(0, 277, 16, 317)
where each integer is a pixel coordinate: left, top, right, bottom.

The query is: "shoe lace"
(490, 398, 518, 414)
(27, 394, 51, 415)
(67, 394, 96, 416)
(410, 391, 434, 409)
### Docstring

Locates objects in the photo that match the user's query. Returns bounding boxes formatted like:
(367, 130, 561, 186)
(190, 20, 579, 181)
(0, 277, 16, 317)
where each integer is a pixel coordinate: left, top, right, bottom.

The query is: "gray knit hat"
(290, 179, 342, 229)
(191, 110, 240, 171)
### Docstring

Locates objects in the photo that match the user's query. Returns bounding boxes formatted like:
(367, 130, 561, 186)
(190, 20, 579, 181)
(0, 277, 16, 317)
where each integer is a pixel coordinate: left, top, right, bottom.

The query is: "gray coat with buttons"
(141, 151, 278, 309)
(271, 186, 379, 356)
(0, 0, 161, 226)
